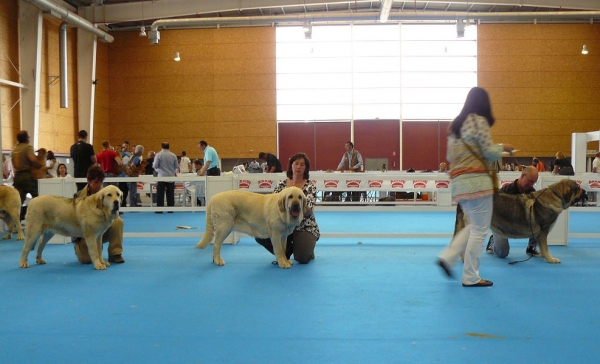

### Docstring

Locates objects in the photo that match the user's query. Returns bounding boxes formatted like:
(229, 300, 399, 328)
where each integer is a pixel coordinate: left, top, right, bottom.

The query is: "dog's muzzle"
(112, 200, 120, 213)
(290, 202, 301, 217)
(571, 190, 588, 206)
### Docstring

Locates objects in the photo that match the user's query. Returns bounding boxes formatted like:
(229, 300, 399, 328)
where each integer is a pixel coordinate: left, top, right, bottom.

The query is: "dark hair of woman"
(286, 153, 311, 180)
(57, 163, 67, 176)
(448, 87, 495, 138)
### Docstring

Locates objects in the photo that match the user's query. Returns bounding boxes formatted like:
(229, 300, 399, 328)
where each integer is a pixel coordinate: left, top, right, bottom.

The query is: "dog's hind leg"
(7, 210, 25, 240)
(211, 228, 231, 266)
(537, 231, 560, 264)
(196, 205, 214, 249)
(271, 232, 292, 269)
(19, 226, 43, 268)
(34, 231, 55, 265)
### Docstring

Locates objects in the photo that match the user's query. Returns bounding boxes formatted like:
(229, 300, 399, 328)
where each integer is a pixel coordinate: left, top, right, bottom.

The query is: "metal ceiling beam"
(87, 0, 600, 25)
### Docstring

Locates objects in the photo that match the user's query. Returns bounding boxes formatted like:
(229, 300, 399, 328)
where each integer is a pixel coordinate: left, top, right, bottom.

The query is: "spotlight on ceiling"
(303, 21, 312, 39)
(139, 26, 146, 37)
(174, 52, 181, 62)
(456, 19, 465, 38)
(582, 45, 589, 54)
(148, 30, 160, 45)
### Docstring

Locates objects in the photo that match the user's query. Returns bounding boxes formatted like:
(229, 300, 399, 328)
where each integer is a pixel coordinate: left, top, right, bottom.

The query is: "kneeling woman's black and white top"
(273, 180, 320, 239)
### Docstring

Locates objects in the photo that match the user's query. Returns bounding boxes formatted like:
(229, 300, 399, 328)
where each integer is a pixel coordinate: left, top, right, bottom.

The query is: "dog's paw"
(277, 261, 292, 269)
(19, 261, 29, 268)
(546, 257, 561, 264)
(287, 259, 294, 266)
(102, 261, 110, 267)
(36, 258, 46, 265)
(2, 233, 11, 240)
(213, 257, 226, 266)
(17, 234, 24, 241)
(93, 263, 107, 270)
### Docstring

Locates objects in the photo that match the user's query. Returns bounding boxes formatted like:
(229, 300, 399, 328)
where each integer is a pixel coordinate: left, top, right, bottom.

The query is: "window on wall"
(401, 24, 477, 120)
(276, 23, 477, 122)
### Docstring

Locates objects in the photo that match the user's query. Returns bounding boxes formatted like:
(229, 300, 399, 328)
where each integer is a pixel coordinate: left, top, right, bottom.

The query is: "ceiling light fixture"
(139, 2, 146, 37)
(303, 21, 312, 39)
(174, 52, 181, 61)
(456, 19, 465, 38)
(582, 45, 589, 54)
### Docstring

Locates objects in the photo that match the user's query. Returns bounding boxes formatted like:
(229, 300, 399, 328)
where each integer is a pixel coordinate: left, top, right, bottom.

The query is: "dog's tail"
(195, 203, 213, 249)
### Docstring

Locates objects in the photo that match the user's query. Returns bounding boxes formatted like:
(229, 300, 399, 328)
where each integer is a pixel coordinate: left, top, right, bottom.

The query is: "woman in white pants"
(437, 87, 513, 287)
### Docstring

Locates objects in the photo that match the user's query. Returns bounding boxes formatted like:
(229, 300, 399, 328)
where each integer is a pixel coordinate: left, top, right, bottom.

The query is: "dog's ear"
(96, 191, 104, 210)
(278, 192, 286, 213)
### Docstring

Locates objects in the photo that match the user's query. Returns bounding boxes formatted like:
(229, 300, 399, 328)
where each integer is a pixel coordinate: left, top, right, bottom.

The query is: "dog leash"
(508, 188, 560, 265)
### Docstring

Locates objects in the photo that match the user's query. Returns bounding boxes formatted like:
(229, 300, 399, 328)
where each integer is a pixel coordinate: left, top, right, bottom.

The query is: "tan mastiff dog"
(196, 187, 306, 268)
(19, 185, 122, 270)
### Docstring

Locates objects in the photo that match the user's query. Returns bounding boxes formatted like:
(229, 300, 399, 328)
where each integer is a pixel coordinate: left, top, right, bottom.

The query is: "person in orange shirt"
(532, 157, 546, 172)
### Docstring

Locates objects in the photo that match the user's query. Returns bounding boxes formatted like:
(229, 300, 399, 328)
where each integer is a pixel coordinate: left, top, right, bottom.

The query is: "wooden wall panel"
(108, 27, 276, 161)
(34, 17, 78, 155)
(478, 23, 600, 158)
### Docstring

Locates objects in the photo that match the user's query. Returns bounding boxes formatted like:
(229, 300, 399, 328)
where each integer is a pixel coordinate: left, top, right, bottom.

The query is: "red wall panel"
(402, 121, 450, 171)
(354, 120, 400, 170)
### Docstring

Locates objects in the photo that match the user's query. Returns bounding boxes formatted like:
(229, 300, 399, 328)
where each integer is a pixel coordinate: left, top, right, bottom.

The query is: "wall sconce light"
(139, 26, 146, 37)
(174, 52, 181, 61)
(456, 19, 465, 38)
(582, 45, 589, 54)
(303, 21, 312, 39)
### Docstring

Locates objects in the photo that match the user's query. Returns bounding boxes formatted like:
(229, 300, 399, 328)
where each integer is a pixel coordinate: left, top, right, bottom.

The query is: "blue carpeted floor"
(1, 211, 600, 363)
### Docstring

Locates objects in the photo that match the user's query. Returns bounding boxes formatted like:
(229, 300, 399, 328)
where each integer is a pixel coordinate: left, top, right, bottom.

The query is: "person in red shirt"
(96, 140, 122, 186)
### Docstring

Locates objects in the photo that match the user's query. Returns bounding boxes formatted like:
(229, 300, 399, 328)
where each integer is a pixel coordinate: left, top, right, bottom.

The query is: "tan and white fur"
(196, 187, 306, 269)
(19, 185, 122, 270)
(0, 185, 25, 240)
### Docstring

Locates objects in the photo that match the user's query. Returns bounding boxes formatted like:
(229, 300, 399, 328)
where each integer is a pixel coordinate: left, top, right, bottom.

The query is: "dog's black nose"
(112, 201, 120, 212)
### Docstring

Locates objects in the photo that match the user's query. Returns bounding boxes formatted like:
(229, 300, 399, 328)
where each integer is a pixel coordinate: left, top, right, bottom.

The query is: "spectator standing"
(145, 151, 156, 176)
(46, 150, 60, 177)
(70, 130, 96, 191)
(180, 151, 192, 173)
(592, 151, 600, 173)
(119, 141, 131, 206)
(198, 140, 221, 176)
(96, 140, 121, 187)
(127, 145, 145, 207)
(153, 142, 179, 213)
(258, 152, 282, 173)
(336, 141, 364, 202)
(10, 130, 43, 220)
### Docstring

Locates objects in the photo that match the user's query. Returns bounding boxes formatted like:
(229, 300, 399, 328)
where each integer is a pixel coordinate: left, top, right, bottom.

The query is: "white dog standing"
(196, 187, 306, 268)
(19, 185, 122, 270)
